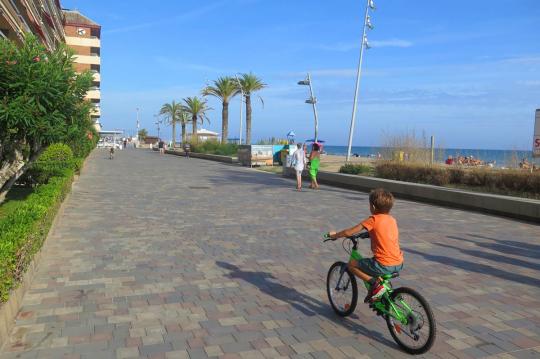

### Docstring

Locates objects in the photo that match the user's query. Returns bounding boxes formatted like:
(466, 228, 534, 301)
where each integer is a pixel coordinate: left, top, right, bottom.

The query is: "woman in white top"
(293, 143, 306, 191)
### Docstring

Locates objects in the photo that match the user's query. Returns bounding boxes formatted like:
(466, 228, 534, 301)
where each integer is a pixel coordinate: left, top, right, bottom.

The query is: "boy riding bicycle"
(328, 188, 403, 302)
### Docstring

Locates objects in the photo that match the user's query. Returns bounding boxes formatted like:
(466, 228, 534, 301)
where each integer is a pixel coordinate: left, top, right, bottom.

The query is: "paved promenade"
(1, 149, 539, 359)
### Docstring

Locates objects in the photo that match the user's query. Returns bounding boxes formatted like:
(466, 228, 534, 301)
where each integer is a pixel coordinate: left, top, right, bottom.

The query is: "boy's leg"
(347, 260, 372, 282)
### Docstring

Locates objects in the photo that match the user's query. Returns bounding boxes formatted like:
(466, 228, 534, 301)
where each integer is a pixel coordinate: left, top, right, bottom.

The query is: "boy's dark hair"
(312, 143, 320, 151)
(369, 188, 394, 214)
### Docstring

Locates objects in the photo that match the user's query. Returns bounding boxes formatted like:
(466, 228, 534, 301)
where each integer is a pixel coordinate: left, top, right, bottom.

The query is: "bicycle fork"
(335, 263, 350, 291)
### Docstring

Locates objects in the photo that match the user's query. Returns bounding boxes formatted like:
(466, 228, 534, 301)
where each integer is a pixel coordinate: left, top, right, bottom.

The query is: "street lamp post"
(235, 74, 245, 145)
(154, 115, 162, 140)
(346, 0, 375, 162)
(136, 108, 140, 145)
(298, 73, 320, 142)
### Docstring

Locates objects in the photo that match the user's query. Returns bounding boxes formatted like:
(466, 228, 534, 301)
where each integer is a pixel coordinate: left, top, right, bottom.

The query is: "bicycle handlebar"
(323, 231, 369, 242)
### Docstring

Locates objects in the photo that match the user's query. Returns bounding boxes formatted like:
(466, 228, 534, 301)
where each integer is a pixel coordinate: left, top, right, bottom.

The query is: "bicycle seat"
(382, 272, 399, 280)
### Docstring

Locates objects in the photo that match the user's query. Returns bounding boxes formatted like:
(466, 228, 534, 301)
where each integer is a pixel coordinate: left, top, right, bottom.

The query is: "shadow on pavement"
(405, 248, 540, 288)
(448, 235, 540, 260)
(436, 242, 540, 272)
(216, 261, 398, 350)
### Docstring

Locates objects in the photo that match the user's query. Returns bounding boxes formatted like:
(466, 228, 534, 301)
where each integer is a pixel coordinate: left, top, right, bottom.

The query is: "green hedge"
(339, 163, 373, 176)
(190, 141, 238, 156)
(0, 169, 74, 302)
(25, 144, 74, 184)
(374, 162, 540, 198)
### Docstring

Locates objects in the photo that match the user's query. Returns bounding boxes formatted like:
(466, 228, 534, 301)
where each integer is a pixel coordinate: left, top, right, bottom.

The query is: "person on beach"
(293, 143, 306, 191)
(327, 188, 403, 302)
(309, 143, 321, 189)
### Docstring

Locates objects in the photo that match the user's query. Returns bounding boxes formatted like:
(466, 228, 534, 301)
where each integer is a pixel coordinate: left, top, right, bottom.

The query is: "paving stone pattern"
(1, 149, 539, 359)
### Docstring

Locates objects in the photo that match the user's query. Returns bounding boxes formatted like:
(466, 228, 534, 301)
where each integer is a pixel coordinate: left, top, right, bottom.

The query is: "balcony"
(92, 72, 101, 82)
(91, 105, 101, 116)
(65, 35, 100, 48)
(86, 89, 100, 100)
(74, 54, 100, 65)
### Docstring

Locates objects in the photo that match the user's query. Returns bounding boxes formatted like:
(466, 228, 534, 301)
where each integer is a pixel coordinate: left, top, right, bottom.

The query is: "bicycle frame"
(347, 241, 412, 325)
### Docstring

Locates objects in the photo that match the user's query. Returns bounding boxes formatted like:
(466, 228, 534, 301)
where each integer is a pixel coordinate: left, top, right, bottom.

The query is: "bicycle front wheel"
(326, 261, 358, 317)
(386, 287, 436, 355)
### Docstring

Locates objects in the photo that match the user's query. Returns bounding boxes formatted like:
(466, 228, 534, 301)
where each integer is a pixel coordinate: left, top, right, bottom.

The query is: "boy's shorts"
(356, 257, 403, 277)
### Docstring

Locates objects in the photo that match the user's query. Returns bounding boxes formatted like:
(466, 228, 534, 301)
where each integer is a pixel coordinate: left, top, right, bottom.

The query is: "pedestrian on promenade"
(293, 143, 306, 191)
(309, 142, 321, 189)
(184, 142, 191, 159)
(158, 140, 165, 154)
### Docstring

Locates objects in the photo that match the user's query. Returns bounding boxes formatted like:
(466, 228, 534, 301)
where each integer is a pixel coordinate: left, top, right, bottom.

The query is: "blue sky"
(63, 0, 540, 149)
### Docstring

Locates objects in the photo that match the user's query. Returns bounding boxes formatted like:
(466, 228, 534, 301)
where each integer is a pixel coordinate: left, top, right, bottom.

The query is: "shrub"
(27, 144, 74, 184)
(375, 162, 450, 186)
(190, 141, 238, 156)
(339, 163, 373, 175)
(0, 168, 73, 302)
(373, 161, 540, 198)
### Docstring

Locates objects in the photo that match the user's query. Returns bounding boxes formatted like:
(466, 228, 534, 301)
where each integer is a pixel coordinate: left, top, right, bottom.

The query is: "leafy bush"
(190, 140, 238, 156)
(339, 163, 373, 175)
(0, 35, 93, 190)
(26, 144, 74, 184)
(0, 169, 73, 302)
(375, 162, 450, 186)
(374, 161, 540, 197)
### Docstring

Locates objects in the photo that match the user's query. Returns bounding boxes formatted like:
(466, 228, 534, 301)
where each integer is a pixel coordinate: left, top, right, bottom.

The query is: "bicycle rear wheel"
(326, 261, 358, 317)
(386, 287, 436, 355)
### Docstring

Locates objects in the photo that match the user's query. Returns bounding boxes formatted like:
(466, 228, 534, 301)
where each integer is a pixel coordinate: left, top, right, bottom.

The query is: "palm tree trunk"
(181, 123, 186, 144)
(172, 121, 176, 147)
(245, 95, 252, 144)
(192, 115, 198, 142)
(222, 101, 229, 144)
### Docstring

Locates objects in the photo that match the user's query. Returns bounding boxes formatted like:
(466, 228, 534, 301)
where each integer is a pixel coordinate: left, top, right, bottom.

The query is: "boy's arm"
(330, 223, 365, 239)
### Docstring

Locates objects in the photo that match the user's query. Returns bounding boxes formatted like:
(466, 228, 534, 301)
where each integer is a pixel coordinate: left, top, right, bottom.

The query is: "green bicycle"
(324, 231, 436, 355)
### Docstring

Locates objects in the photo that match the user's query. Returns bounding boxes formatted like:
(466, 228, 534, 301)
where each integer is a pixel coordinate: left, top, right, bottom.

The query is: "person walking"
(184, 142, 191, 159)
(158, 139, 165, 154)
(293, 143, 306, 191)
(309, 142, 321, 189)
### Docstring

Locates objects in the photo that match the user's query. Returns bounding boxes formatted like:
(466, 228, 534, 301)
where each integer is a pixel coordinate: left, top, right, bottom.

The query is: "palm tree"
(159, 100, 183, 147)
(182, 96, 211, 142)
(238, 73, 266, 144)
(203, 77, 240, 143)
(178, 111, 190, 144)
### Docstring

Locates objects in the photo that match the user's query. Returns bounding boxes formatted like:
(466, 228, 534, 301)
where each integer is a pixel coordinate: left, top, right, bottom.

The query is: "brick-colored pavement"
(1, 149, 539, 359)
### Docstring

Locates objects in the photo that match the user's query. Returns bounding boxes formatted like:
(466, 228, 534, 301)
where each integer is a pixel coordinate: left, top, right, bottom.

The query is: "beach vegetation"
(339, 163, 374, 176)
(374, 161, 540, 198)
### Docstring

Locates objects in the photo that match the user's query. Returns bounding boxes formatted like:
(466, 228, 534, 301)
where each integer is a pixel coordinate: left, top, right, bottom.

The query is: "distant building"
(187, 129, 219, 142)
(0, 0, 65, 50)
(62, 9, 101, 131)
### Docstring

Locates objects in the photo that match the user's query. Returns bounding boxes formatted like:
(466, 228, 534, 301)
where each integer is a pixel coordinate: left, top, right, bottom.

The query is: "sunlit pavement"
(1, 148, 539, 359)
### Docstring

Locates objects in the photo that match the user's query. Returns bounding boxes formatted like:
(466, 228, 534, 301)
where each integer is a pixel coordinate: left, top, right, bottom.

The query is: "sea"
(322, 145, 534, 168)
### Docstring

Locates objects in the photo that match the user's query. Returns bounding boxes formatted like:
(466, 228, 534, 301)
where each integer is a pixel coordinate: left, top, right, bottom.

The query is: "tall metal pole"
(430, 135, 435, 165)
(346, 0, 371, 162)
(136, 108, 140, 145)
(235, 74, 244, 145)
(307, 73, 319, 142)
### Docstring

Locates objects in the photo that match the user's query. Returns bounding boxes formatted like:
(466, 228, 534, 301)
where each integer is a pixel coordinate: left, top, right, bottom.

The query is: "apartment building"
(63, 9, 101, 129)
(0, 0, 65, 50)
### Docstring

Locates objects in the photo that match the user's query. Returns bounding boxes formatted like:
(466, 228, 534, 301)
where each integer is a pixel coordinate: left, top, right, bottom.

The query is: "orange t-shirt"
(361, 214, 403, 266)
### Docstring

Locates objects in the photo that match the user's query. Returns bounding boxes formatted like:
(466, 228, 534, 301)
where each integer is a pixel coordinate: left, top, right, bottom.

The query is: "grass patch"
(339, 163, 374, 176)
